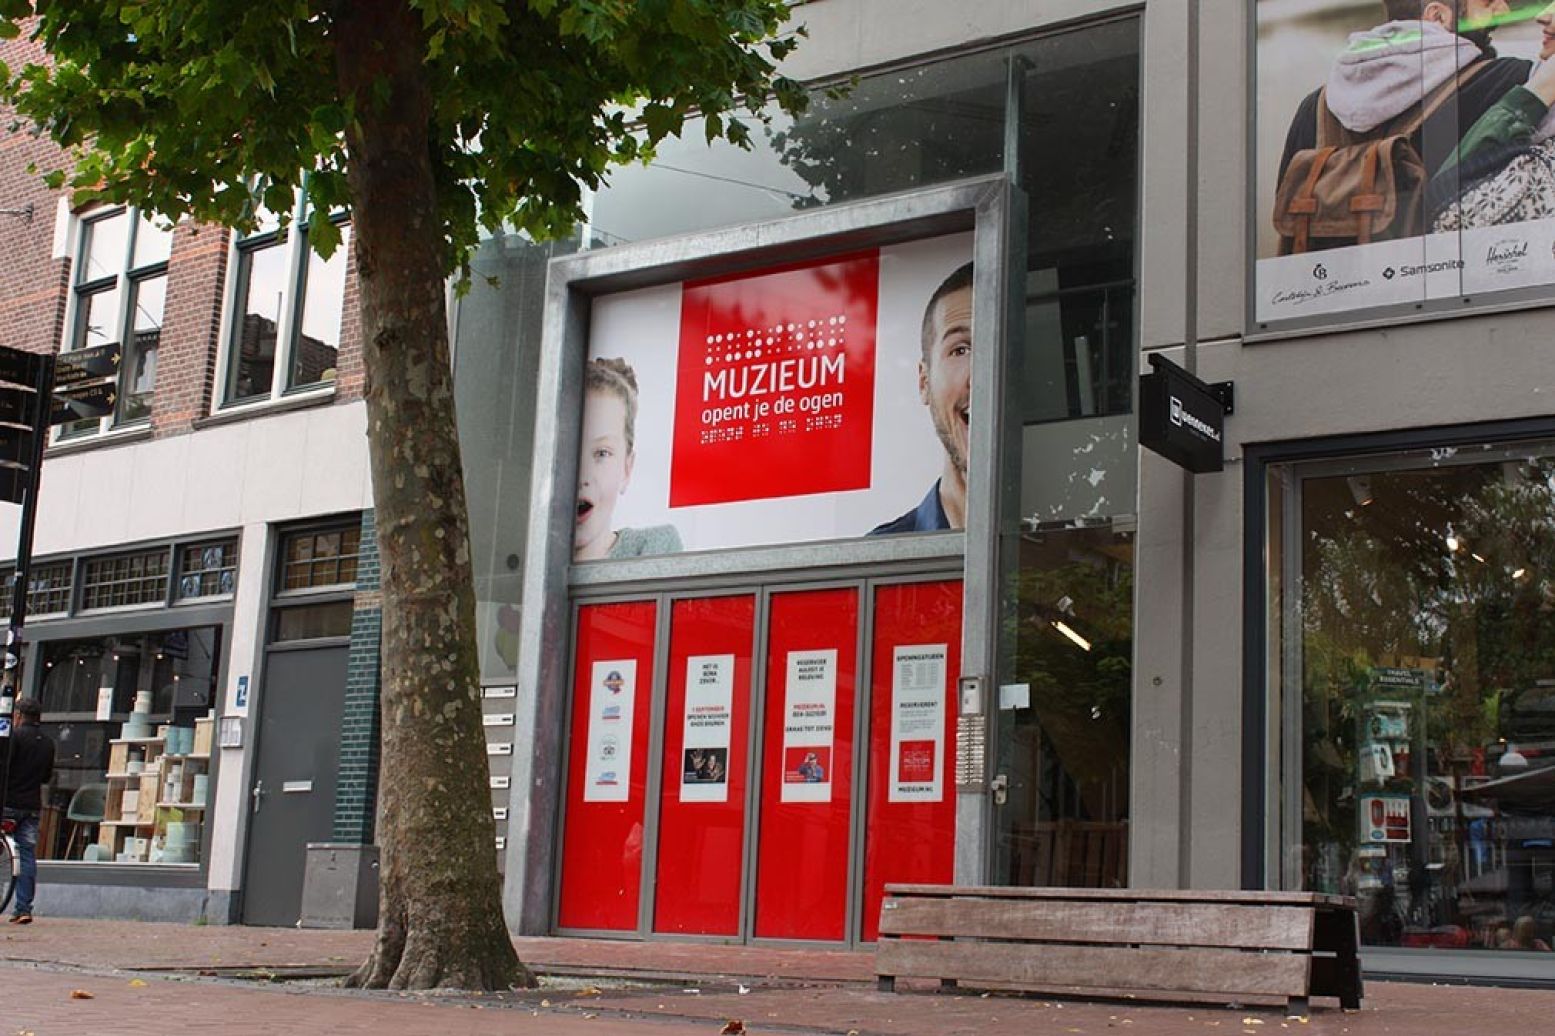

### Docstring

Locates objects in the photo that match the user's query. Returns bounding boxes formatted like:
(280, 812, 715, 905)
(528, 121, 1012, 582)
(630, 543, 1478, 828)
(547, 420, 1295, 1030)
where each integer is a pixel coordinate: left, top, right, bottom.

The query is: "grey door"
(241, 645, 349, 926)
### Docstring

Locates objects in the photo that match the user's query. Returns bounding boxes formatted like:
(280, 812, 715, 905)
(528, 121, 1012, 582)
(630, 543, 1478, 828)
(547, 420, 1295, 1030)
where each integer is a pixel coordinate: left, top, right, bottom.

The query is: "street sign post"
(0, 344, 53, 821)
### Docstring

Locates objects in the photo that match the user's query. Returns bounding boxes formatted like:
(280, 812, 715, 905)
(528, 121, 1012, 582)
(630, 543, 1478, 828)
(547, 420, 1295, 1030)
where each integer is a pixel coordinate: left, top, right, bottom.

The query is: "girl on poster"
(574, 357, 684, 560)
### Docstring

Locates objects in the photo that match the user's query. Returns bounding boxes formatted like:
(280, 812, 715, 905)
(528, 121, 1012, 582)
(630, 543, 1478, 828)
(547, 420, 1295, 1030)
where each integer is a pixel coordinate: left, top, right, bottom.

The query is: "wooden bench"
(876, 885, 1363, 1014)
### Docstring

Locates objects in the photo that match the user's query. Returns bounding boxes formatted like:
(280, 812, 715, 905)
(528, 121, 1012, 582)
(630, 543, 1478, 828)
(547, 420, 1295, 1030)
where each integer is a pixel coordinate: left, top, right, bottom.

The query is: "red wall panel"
(753, 587, 859, 941)
(556, 599, 657, 931)
(862, 580, 961, 940)
(652, 595, 756, 935)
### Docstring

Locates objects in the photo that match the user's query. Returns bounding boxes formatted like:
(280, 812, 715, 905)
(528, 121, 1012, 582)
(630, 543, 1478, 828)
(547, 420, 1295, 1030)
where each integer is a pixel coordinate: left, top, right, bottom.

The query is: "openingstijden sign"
(671, 254, 880, 506)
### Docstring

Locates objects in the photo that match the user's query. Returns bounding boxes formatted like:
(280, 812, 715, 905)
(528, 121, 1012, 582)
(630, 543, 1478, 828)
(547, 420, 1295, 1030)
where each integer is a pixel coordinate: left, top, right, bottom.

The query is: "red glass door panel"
(556, 599, 657, 931)
(652, 595, 756, 935)
(753, 586, 859, 941)
(862, 580, 961, 940)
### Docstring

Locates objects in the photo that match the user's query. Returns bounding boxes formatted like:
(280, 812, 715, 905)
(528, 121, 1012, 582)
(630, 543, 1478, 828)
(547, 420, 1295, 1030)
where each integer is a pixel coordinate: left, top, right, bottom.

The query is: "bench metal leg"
(877, 976, 896, 993)
(1286, 996, 1310, 1017)
(940, 978, 958, 991)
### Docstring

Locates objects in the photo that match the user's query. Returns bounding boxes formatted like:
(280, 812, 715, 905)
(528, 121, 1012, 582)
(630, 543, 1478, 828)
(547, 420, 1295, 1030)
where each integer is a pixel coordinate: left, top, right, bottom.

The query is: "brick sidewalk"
(4, 918, 1555, 1036)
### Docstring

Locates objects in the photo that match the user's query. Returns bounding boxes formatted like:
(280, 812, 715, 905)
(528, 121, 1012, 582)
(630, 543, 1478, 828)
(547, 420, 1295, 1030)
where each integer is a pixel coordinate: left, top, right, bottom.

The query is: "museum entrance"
(554, 574, 961, 945)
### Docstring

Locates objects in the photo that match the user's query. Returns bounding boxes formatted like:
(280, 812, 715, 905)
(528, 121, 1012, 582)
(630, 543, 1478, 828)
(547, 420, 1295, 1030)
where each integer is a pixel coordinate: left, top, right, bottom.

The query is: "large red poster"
(652, 595, 755, 936)
(862, 580, 961, 940)
(671, 253, 880, 506)
(556, 599, 656, 931)
(753, 587, 858, 941)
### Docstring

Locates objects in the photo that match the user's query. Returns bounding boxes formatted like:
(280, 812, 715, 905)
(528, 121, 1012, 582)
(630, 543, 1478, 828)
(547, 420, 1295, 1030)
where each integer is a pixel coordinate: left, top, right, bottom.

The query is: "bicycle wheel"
(0, 833, 15, 916)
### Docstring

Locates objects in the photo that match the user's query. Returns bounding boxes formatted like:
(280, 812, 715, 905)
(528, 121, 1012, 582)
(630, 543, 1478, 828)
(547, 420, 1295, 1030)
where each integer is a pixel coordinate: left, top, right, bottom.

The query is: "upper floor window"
(219, 188, 350, 408)
(62, 208, 172, 436)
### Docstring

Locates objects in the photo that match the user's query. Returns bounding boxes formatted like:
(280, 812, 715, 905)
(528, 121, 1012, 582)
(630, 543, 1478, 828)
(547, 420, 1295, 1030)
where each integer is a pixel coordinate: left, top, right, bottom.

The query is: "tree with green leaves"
(1, 0, 805, 990)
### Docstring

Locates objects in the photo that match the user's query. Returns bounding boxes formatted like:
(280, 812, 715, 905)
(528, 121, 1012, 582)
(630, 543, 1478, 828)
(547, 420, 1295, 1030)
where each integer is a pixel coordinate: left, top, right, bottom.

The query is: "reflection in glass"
(72, 282, 123, 351)
(120, 275, 166, 422)
(131, 216, 173, 268)
(1289, 448, 1555, 953)
(994, 522, 1134, 887)
(35, 626, 221, 864)
(79, 210, 130, 283)
(290, 224, 350, 390)
(226, 239, 290, 402)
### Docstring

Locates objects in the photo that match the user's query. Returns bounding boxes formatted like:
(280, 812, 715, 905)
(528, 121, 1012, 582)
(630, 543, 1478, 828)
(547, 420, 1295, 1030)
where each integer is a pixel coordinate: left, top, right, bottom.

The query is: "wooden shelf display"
(97, 716, 214, 863)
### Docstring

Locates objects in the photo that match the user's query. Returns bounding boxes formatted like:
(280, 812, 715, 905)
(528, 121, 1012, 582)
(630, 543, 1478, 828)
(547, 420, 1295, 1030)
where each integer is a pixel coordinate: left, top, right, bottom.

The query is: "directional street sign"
(0, 390, 35, 427)
(49, 380, 117, 424)
(0, 464, 26, 506)
(54, 341, 122, 388)
(0, 424, 31, 467)
(0, 348, 43, 388)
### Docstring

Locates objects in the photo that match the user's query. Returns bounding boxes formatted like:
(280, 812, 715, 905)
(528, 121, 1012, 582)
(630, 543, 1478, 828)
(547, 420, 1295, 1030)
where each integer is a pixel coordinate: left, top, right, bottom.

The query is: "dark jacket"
(2, 722, 55, 812)
(1278, 55, 1531, 185)
(869, 479, 952, 536)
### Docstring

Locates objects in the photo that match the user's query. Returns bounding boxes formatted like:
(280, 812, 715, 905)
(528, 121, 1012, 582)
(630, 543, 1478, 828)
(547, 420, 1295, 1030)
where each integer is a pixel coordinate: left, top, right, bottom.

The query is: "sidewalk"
(4, 918, 1554, 1036)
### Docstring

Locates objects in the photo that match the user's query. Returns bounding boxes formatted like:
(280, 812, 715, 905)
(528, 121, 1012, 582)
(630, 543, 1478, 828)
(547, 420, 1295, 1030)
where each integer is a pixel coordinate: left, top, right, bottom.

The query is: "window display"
(1277, 445, 1555, 952)
(34, 627, 220, 864)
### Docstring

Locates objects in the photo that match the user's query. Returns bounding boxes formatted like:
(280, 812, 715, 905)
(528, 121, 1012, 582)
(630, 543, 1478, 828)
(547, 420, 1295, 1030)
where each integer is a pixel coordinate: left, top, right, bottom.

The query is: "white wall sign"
(780, 649, 836, 803)
(890, 644, 947, 803)
(583, 658, 636, 803)
(680, 653, 735, 803)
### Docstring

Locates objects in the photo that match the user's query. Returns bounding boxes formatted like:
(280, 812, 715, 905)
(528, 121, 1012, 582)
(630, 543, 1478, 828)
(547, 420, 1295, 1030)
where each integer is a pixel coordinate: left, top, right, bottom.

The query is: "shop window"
(176, 539, 238, 600)
(219, 186, 350, 407)
(34, 626, 220, 864)
(1273, 443, 1555, 954)
(0, 560, 75, 621)
(280, 524, 361, 591)
(61, 207, 171, 436)
(79, 548, 171, 610)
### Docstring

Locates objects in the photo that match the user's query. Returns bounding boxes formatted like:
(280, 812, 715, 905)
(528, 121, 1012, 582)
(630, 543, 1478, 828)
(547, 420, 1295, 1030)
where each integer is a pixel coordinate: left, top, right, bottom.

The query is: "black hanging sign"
(1139, 354, 1233, 475)
(54, 341, 122, 388)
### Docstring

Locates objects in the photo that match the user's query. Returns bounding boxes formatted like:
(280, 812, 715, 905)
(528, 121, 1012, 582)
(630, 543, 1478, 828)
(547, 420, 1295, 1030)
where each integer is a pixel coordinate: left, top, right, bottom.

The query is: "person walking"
(2, 697, 55, 924)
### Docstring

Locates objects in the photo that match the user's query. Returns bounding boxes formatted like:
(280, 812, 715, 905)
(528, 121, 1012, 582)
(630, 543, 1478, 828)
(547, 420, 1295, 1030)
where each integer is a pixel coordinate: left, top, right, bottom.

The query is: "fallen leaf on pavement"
(720, 1021, 745, 1035)
(127, 979, 148, 988)
(69, 990, 94, 1000)
(577, 986, 602, 997)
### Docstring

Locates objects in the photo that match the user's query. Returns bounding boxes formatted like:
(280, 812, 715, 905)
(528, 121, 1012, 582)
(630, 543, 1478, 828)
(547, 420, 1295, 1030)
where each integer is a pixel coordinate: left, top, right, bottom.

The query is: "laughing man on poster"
(870, 262, 973, 535)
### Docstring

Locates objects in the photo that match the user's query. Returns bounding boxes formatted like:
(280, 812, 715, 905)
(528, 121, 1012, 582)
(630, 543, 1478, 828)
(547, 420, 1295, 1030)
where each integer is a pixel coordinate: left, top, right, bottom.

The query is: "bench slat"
(876, 939, 1312, 998)
(877, 896, 1314, 950)
(883, 884, 1353, 909)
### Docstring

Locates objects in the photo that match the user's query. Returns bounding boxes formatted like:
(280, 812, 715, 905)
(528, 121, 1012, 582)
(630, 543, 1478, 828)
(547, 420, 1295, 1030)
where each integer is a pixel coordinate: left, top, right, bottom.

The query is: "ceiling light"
(1446, 532, 1460, 552)
(1347, 476, 1374, 507)
(1513, 568, 1527, 580)
(1052, 620, 1092, 652)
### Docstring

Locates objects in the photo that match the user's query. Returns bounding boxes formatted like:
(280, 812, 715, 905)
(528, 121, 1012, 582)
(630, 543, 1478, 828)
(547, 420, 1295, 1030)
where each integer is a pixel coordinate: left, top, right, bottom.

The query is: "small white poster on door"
(583, 659, 636, 803)
(781, 648, 837, 803)
(890, 644, 946, 803)
(680, 653, 735, 803)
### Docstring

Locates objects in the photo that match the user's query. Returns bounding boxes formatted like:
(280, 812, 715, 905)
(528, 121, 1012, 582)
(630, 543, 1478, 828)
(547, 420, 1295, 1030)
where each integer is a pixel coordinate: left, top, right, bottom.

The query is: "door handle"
(989, 774, 1009, 806)
(251, 779, 264, 815)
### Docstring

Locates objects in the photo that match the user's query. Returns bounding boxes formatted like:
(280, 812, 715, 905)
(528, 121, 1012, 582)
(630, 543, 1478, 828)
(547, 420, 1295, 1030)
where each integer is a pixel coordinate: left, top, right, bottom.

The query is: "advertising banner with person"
(780, 648, 837, 804)
(679, 653, 735, 804)
(1255, 1, 1555, 324)
(577, 232, 974, 559)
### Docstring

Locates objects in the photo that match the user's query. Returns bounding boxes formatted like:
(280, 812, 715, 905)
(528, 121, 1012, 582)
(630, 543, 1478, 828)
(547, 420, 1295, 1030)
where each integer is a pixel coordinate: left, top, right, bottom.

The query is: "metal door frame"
(512, 175, 1022, 933)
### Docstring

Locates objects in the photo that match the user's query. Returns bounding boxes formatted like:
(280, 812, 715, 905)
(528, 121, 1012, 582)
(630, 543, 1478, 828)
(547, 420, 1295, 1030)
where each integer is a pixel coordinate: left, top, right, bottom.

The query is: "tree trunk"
(333, 0, 531, 991)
